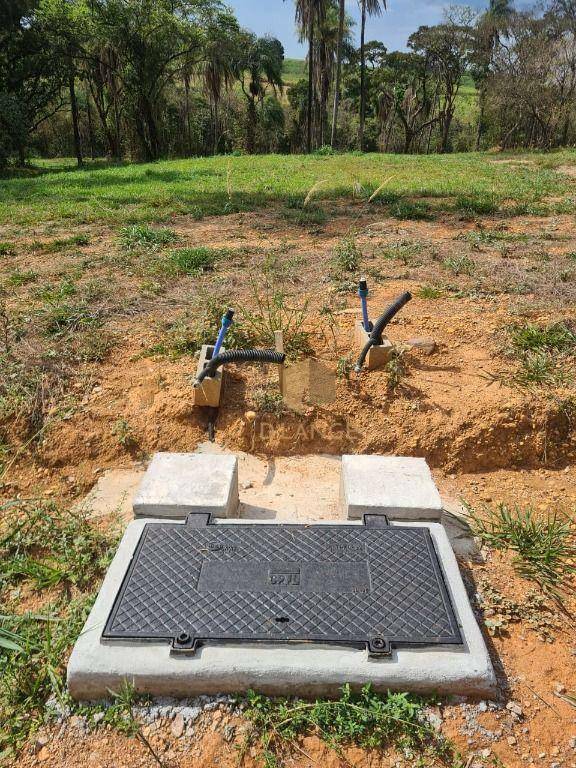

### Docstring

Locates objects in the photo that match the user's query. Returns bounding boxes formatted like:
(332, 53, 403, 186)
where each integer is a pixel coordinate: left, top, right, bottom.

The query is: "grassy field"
(1, 149, 574, 230)
(282, 57, 307, 84)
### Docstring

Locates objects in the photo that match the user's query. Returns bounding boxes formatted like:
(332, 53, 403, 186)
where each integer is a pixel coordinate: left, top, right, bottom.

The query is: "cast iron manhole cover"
(103, 514, 462, 655)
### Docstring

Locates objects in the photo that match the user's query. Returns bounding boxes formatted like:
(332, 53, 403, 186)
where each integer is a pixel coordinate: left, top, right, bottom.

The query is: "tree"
(237, 34, 284, 154)
(294, 0, 327, 152)
(88, 0, 223, 161)
(471, 0, 513, 149)
(359, 0, 386, 151)
(330, 0, 345, 147)
(201, 12, 242, 154)
(409, 14, 474, 152)
(0, 0, 64, 165)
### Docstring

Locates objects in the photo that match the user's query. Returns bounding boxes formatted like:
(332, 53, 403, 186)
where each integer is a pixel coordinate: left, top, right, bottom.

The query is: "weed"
(455, 195, 498, 216)
(442, 254, 476, 276)
(281, 205, 327, 228)
(242, 278, 312, 359)
(75, 328, 116, 363)
(159, 246, 221, 276)
(252, 386, 284, 416)
(112, 418, 136, 448)
(386, 347, 407, 392)
(6, 269, 37, 286)
(389, 199, 431, 220)
(30, 234, 90, 253)
(242, 685, 453, 766)
(457, 229, 529, 246)
(0, 242, 15, 256)
(333, 233, 361, 273)
(508, 321, 576, 355)
(467, 503, 576, 593)
(34, 278, 77, 302)
(119, 224, 178, 251)
(0, 501, 117, 593)
(418, 285, 443, 299)
(42, 299, 103, 337)
(515, 351, 568, 387)
(476, 578, 558, 642)
(336, 355, 353, 379)
(380, 240, 423, 266)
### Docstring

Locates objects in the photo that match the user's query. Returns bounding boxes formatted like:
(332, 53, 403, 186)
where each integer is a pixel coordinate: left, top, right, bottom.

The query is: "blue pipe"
(358, 279, 371, 332)
(212, 308, 234, 357)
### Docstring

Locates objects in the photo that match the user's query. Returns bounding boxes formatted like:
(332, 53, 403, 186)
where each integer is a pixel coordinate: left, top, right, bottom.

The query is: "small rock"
(244, 411, 257, 422)
(171, 714, 184, 738)
(38, 747, 51, 761)
(506, 701, 523, 717)
(477, 701, 488, 712)
(508, 736, 518, 746)
(406, 336, 436, 354)
(538, 752, 546, 759)
(92, 712, 105, 725)
(241, 481, 254, 490)
(551, 746, 560, 756)
(554, 683, 567, 695)
(480, 748, 492, 758)
(569, 737, 576, 749)
(35, 733, 50, 753)
(223, 724, 236, 743)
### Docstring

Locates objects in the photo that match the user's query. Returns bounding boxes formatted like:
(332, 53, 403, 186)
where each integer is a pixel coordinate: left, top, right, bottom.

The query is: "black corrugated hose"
(354, 291, 412, 372)
(194, 348, 286, 385)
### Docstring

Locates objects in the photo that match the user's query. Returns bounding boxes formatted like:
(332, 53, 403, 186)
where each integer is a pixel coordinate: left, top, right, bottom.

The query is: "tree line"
(1, 0, 576, 166)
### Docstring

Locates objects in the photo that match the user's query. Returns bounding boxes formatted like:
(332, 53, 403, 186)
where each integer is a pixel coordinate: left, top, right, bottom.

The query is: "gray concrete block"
(67, 518, 496, 701)
(133, 452, 238, 519)
(340, 455, 442, 521)
(353, 320, 394, 370)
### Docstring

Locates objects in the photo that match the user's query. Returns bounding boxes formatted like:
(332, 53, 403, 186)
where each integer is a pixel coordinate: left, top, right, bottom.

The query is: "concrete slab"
(74, 468, 144, 520)
(67, 518, 496, 701)
(341, 455, 443, 521)
(133, 452, 238, 519)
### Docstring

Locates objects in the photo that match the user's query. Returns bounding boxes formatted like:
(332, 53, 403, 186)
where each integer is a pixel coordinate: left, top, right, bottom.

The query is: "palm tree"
(359, 0, 386, 151)
(330, 0, 345, 147)
(238, 35, 284, 154)
(294, 0, 327, 152)
(202, 16, 241, 155)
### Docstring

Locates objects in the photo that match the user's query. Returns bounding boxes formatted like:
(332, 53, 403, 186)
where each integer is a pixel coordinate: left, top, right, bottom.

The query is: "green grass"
(0, 150, 572, 228)
(0, 501, 118, 758)
(508, 321, 576, 355)
(119, 223, 178, 250)
(467, 504, 576, 594)
(282, 58, 306, 84)
(241, 685, 455, 766)
(332, 233, 361, 272)
(505, 321, 576, 387)
(158, 246, 223, 276)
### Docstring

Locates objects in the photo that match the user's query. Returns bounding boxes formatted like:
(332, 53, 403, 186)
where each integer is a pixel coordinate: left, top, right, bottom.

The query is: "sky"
(229, 0, 532, 58)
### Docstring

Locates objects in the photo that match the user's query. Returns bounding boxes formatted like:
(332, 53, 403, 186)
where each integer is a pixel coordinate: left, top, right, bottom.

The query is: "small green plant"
(508, 321, 576, 355)
(442, 254, 475, 276)
(467, 504, 576, 594)
(113, 418, 136, 448)
(386, 347, 407, 392)
(32, 234, 90, 253)
(389, 199, 431, 220)
(455, 195, 498, 217)
(380, 240, 423, 266)
(515, 350, 568, 387)
(7, 269, 37, 286)
(418, 285, 443, 299)
(333, 233, 361, 272)
(42, 299, 102, 337)
(242, 278, 312, 358)
(0, 242, 15, 256)
(119, 224, 178, 251)
(281, 205, 328, 228)
(336, 355, 353, 379)
(161, 246, 221, 276)
(242, 685, 453, 766)
(252, 386, 284, 416)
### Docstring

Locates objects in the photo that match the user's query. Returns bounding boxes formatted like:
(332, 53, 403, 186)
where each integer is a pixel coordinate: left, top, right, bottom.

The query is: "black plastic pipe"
(194, 348, 286, 386)
(354, 291, 412, 372)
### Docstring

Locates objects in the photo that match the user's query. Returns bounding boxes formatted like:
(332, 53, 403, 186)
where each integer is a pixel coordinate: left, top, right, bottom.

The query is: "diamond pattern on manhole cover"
(103, 517, 462, 652)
